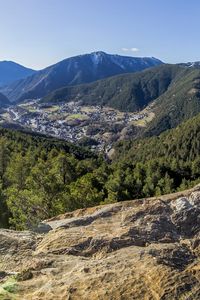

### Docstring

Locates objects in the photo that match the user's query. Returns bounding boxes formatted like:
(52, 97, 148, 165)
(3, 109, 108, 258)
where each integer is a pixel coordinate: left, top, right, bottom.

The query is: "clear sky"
(1, 0, 200, 69)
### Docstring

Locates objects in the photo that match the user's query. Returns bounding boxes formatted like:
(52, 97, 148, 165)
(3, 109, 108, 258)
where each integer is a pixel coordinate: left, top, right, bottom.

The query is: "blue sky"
(0, 0, 200, 69)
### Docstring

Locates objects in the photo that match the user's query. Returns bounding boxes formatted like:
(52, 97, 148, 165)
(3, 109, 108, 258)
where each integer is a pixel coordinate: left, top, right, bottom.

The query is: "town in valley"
(0, 100, 154, 152)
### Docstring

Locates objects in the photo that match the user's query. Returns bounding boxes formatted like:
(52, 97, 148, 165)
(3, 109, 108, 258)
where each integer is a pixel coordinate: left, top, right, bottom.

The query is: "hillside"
(0, 92, 10, 107)
(2, 52, 163, 102)
(0, 127, 96, 160)
(2, 110, 200, 230)
(43, 64, 200, 136)
(0, 185, 199, 299)
(4, 61, 200, 140)
(144, 67, 200, 135)
(42, 64, 180, 111)
(114, 110, 200, 163)
(0, 61, 36, 87)
(0, 127, 100, 228)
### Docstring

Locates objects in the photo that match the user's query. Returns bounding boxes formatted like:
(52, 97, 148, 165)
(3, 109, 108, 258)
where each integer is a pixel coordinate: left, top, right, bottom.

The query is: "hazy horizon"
(1, 0, 200, 69)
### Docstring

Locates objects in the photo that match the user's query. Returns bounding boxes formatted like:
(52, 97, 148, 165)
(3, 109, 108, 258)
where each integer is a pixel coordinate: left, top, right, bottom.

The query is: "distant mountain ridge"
(179, 61, 200, 68)
(1, 51, 163, 102)
(0, 61, 36, 87)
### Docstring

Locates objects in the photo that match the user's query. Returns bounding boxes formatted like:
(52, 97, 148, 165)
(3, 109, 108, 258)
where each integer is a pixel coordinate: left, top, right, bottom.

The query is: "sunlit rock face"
(0, 186, 199, 299)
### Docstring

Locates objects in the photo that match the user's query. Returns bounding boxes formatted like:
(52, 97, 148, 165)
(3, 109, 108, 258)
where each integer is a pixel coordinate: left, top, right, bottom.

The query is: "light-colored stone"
(0, 186, 200, 299)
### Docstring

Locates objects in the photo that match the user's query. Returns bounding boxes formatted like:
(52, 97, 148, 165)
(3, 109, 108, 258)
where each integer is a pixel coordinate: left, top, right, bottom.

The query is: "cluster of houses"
(3, 101, 147, 152)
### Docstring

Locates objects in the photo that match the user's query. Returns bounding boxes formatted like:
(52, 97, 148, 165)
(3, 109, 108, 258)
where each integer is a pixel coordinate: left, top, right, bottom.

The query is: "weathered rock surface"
(0, 186, 200, 299)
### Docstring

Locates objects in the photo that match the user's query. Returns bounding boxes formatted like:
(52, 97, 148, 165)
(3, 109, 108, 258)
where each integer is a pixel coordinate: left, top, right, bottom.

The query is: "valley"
(0, 100, 154, 152)
(2, 1, 200, 298)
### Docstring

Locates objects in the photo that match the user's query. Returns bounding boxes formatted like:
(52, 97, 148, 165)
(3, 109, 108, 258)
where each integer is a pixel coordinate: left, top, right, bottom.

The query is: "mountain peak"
(90, 51, 107, 55)
(0, 61, 36, 87)
(90, 51, 107, 64)
(2, 52, 163, 102)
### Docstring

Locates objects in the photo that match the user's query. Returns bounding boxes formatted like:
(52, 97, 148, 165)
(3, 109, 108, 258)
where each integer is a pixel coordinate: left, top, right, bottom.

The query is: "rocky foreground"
(0, 186, 200, 299)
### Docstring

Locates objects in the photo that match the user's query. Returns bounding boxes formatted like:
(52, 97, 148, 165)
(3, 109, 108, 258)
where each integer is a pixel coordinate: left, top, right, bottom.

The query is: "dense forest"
(0, 128, 102, 229)
(2, 111, 200, 230)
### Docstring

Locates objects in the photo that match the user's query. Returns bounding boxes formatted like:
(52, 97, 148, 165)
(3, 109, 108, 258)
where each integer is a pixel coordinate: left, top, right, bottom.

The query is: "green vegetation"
(2, 110, 200, 230)
(112, 112, 200, 198)
(65, 113, 88, 121)
(42, 64, 181, 112)
(0, 128, 100, 229)
(146, 67, 200, 136)
(0, 276, 18, 298)
(42, 64, 200, 138)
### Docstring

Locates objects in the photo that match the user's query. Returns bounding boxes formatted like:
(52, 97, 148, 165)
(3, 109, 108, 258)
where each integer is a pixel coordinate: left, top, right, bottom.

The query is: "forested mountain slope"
(2, 52, 162, 102)
(145, 67, 200, 135)
(107, 111, 200, 200)
(114, 110, 200, 162)
(42, 64, 181, 111)
(43, 64, 200, 136)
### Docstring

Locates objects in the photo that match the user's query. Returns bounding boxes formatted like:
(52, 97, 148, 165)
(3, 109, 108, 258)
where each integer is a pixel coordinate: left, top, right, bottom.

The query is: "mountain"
(0, 185, 199, 299)
(0, 61, 36, 87)
(107, 110, 200, 200)
(2, 51, 163, 102)
(43, 63, 200, 137)
(0, 92, 10, 107)
(145, 65, 200, 136)
(114, 110, 200, 163)
(179, 61, 200, 68)
(42, 64, 180, 111)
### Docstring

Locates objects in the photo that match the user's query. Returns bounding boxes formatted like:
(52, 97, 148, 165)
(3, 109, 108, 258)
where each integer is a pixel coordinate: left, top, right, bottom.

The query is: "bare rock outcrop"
(0, 186, 199, 299)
